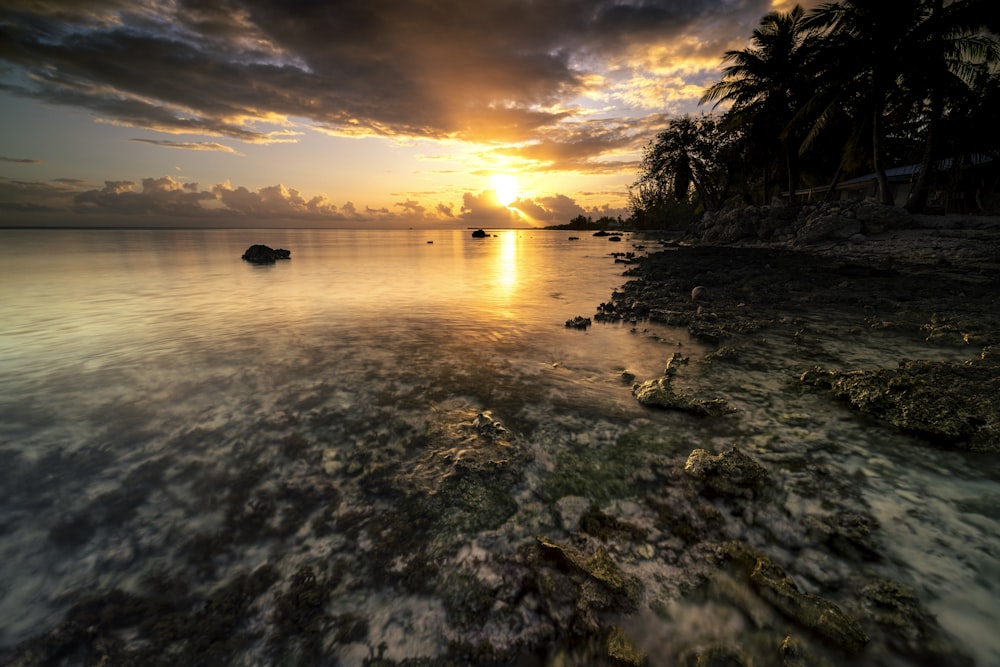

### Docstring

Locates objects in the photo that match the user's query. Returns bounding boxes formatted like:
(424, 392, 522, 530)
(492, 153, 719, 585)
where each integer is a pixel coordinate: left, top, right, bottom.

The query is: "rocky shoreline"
(600, 202, 1000, 452)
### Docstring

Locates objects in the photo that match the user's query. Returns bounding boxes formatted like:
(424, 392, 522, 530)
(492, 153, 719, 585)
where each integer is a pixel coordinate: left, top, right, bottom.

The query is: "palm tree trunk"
(824, 162, 844, 202)
(872, 107, 894, 205)
(785, 144, 798, 204)
(905, 105, 938, 213)
(905, 0, 944, 214)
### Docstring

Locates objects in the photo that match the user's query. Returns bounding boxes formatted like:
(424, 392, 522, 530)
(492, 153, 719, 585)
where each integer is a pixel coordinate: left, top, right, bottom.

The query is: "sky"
(0, 0, 817, 228)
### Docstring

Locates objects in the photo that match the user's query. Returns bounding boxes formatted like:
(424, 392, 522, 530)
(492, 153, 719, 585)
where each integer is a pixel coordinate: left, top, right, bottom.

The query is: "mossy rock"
(684, 446, 771, 499)
(800, 354, 999, 451)
(398, 408, 527, 533)
(725, 542, 869, 654)
(541, 424, 686, 504)
(606, 625, 647, 666)
(533, 535, 643, 630)
(861, 579, 975, 664)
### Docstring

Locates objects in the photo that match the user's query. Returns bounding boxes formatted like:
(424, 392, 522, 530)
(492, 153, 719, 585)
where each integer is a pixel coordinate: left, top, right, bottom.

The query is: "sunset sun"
(491, 174, 519, 207)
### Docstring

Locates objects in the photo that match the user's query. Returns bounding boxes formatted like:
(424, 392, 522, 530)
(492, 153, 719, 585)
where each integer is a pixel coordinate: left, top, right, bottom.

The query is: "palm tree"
(902, 0, 1000, 212)
(631, 116, 732, 217)
(701, 5, 815, 203)
(802, 0, 998, 208)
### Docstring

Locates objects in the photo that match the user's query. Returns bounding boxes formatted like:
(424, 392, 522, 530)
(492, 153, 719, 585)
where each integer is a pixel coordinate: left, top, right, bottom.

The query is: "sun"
(491, 174, 519, 207)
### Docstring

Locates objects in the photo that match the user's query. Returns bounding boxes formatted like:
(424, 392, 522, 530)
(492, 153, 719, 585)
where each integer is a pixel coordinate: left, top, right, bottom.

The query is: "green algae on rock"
(800, 350, 999, 452)
(402, 408, 527, 533)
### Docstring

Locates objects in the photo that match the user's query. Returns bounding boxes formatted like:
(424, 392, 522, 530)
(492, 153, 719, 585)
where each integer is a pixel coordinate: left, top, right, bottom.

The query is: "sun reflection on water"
(496, 230, 519, 292)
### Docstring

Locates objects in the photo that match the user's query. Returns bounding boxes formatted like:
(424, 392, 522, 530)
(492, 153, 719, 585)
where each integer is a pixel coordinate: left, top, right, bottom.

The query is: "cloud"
(510, 194, 586, 225)
(0, 156, 42, 164)
(0, 176, 88, 213)
(0, 0, 820, 170)
(129, 138, 242, 154)
(211, 182, 368, 220)
(459, 190, 523, 226)
(2, 172, 619, 227)
(73, 176, 216, 216)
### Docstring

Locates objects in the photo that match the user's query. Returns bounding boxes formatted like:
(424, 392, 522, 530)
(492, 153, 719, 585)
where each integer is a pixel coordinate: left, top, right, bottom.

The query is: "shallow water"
(0, 228, 997, 665)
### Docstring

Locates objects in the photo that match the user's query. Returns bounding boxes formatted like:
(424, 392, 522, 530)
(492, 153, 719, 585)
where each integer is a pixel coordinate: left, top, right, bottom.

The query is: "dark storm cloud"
(0, 0, 789, 153)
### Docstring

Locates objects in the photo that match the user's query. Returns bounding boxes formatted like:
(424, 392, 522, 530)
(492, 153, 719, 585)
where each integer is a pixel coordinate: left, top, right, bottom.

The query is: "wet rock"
(534, 535, 642, 633)
(271, 564, 339, 659)
(633, 376, 732, 417)
(664, 352, 689, 376)
(565, 315, 592, 329)
(1, 564, 279, 666)
(401, 407, 527, 533)
(580, 505, 649, 542)
(607, 625, 647, 666)
(680, 642, 751, 667)
(241, 244, 290, 263)
(805, 511, 880, 561)
(536, 536, 637, 600)
(780, 634, 834, 667)
(854, 201, 912, 234)
(726, 543, 869, 654)
(471, 228, 488, 238)
(795, 215, 861, 245)
(800, 354, 999, 451)
(648, 493, 725, 545)
(684, 446, 770, 499)
(555, 496, 591, 531)
(861, 579, 975, 665)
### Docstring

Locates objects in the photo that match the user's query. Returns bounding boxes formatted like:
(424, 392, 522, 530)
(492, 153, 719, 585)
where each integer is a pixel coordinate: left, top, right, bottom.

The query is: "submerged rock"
(400, 407, 526, 533)
(680, 642, 752, 667)
(241, 244, 290, 263)
(861, 579, 975, 664)
(800, 353, 999, 451)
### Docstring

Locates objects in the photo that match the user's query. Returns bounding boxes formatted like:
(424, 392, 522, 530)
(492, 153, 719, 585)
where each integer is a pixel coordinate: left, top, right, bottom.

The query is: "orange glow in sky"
(0, 0, 825, 228)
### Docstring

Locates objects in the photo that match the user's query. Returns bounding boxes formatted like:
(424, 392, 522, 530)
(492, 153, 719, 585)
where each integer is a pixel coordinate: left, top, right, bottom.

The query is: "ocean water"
(0, 228, 997, 666)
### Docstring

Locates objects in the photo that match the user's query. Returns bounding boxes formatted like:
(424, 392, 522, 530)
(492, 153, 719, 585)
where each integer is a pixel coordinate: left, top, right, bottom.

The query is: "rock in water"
(242, 244, 291, 263)
(471, 229, 488, 238)
(684, 446, 770, 498)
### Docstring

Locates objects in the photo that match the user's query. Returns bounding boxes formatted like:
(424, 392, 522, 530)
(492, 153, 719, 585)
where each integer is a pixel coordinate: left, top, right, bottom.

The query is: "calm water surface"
(0, 228, 997, 665)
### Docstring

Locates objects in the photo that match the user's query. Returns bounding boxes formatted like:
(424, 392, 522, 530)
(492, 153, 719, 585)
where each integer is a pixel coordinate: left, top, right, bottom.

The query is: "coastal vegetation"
(630, 0, 1000, 226)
